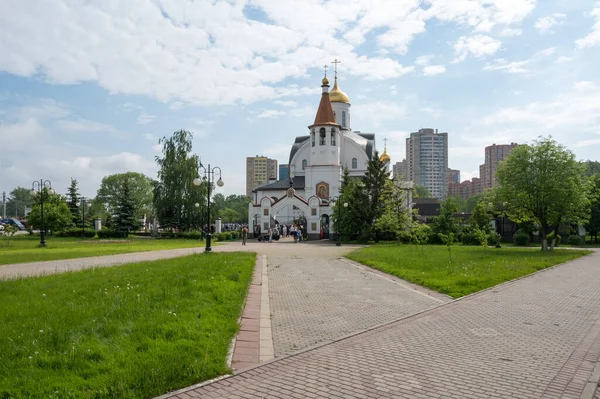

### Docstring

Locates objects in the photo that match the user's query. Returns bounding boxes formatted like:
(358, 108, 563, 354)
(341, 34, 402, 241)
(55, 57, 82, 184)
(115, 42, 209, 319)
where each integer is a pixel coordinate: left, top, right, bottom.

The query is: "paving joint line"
(581, 351, 600, 399)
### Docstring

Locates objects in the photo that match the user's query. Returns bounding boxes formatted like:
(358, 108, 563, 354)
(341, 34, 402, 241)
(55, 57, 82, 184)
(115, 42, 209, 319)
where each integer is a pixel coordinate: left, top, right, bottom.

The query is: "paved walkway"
(175, 248, 600, 399)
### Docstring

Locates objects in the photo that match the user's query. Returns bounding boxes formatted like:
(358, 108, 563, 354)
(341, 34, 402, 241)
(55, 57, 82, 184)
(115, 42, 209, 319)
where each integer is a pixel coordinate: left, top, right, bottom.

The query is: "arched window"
(311, 129, 315, 147)
(330, 128, 336, 145)
(302, 159, 307, 170)
(319, 127, 326, 145)
(342, 111, 347, 128)
(352, 157, 357, 169)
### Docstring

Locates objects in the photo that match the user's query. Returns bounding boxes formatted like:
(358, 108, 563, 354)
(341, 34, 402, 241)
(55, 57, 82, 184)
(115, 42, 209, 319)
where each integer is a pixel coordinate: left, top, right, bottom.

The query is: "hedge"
(55, 228, 96, 238)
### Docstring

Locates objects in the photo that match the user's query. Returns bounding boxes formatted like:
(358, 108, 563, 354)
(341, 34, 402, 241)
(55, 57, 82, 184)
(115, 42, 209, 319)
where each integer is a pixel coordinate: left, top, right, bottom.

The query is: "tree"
(114, 178, 137, 237)
(431, 197, 459, 242)
(27, 190, 72, 233)
(220, 208, 240, 223)
(496, 137, 589, 251)
(5, 187, 34, 218)
(585, 173, 600, 243)
(583, 160, 600, 176)
(96, 172, 154, 224)
(374, 179, 411, 241)
(154, 130, 206, 231)
(66, 178, 81, 227)
(414, 185, 433, 198)
(332, 176, 370, 241)
(363, 150, 391, 240)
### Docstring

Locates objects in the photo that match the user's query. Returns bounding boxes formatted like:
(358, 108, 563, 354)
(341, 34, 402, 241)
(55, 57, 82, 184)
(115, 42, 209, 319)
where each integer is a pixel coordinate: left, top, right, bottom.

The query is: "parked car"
(0, 218, 26, 230)
(0, 222, 5, 231)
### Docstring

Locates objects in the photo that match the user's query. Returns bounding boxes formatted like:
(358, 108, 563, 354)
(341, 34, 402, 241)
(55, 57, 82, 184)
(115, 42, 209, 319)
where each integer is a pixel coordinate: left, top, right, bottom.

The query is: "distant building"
(447, 168, 460, 185)
(448, 177, 482, 201)
(392, 159, 408, 180)
(406, 128, 449, 199)
(480, 143, 519, 190)
(279, 164, 290, 181)
(246, 156, 278, 197)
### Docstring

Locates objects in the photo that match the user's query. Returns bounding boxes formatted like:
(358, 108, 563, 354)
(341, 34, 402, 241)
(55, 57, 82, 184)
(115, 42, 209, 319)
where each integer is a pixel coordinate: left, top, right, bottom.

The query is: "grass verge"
(346, 244, 591, 298)
(0, 236, 206, 266)
(0, 252, 255, 398)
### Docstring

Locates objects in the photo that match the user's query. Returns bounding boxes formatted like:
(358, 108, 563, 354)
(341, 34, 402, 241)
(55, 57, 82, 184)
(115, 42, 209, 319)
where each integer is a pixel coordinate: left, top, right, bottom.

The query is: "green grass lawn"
(346, 244, 592, 298)
(0, 236, 207, 266)
(0, 252, 255, 399)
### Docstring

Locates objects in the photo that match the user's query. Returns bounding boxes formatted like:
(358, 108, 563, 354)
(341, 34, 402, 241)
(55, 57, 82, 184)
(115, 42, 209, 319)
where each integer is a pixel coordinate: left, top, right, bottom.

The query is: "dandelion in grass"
(42, 294, 46, 297)
(39, 330, 44, 333)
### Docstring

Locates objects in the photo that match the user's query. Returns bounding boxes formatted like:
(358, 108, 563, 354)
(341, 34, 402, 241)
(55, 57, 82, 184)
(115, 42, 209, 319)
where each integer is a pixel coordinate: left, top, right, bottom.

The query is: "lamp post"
(330, 196, 348, 246)
(31, 179, 53, 247)
(193, 163, 224, 252)
(80, 197, 91, 238)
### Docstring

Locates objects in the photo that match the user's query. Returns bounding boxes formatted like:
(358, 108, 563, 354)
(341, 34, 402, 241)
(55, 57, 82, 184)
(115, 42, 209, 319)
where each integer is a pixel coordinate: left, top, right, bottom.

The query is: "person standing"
(282, 224, 287, 238)
(242, 225, 248, 246)
(268, 227, 273, 243)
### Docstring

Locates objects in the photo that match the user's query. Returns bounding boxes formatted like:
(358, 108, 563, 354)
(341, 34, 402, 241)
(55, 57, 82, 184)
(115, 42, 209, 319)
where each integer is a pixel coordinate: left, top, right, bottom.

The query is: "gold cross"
(323, 64, 328, 76)
(383, 138, 388, 150)
(331, 58, 341, 76)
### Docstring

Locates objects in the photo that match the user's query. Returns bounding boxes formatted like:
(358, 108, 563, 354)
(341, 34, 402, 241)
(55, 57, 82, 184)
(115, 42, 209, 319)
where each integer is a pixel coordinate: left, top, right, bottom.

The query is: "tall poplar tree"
(154, 130, 206, 231)
(66, 178, 81, 227)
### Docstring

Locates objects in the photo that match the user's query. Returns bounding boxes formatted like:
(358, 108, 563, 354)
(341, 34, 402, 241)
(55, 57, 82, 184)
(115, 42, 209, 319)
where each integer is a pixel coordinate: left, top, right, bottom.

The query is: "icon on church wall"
(316, 182, 329, 199)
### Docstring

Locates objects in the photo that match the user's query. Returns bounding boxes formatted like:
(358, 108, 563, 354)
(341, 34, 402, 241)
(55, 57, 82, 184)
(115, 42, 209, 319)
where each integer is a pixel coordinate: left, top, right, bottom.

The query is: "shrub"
(55, 228, 96, 238)
(513, 230, 529, 246)
(97, 229, 127, 239)
(231, 231, 239, 239)
(216, 232, 226, 242)
(547, 232, 561, 247)
(488, 232, 502, 247)
(567, 235, 582, 246)
(460, 231, 480, 246)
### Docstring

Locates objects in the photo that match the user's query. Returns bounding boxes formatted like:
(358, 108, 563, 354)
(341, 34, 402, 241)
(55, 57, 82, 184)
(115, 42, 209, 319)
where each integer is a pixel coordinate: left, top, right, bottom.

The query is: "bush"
(513, 230, 530, 246)
(460, 231, 480, 246)
(97, 229, 127, 239)
(55, 228, 96, 238)
(567, 235, 582, 246)
(231, 231, 239, 239)
(225, 232, 232, 240)
(488, 232, 502, 247)
(547, 232, 561, 247)
(216, 232, 226, 242)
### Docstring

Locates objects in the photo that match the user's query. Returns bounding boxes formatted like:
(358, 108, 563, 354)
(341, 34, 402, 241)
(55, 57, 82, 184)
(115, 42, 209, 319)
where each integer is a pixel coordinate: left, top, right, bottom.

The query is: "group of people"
(244, 223, 305, 244)
(281, 224, 304, 243)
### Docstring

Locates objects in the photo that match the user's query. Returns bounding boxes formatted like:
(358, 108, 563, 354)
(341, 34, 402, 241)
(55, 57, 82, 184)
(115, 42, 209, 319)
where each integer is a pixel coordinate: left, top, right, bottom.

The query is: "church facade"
(247, 71, 389, 239)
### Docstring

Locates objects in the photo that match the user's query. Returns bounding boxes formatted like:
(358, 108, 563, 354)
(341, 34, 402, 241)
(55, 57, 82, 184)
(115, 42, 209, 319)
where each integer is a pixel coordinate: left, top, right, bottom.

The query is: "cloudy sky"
(1, 0, 599, 198)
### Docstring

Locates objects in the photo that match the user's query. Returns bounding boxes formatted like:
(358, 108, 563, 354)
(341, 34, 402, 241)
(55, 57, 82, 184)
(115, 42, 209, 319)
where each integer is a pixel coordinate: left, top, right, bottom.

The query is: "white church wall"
(331, 102, 350, 130)
(341, 136, 370, 172)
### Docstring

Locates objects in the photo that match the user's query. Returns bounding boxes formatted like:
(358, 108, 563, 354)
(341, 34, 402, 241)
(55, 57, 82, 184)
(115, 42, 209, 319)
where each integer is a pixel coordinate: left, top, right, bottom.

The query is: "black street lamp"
(80, 197, 91, 238)
(193, 163, 224, 252)
(31, 179, 53, 247)
(330, 196, 348, 246)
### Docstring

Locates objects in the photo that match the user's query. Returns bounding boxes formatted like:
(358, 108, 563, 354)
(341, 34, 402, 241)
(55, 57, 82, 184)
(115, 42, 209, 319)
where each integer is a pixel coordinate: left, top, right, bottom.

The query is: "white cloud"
(257, 110, 287, 118)
(423, 65, 446, 76)
(274, 100, 298, 107)
(479, 81, 600, 141)
(136, 113, 156, 124)
(353, 101, 406, 128)
(555, 56, 572, 64)
(120, 102, 143, 112)
(452, 35, 501, 63)
(499, 27, 522, 37)
(0, 0, 540, 106)
(483, 47, 556, 74)
(56, 118, 115, 132)
(576, 2, 600, 48)
(415, 55, 433, 66)
(572, 138, 600, 148)
(534, 13, 566, 33)
(418, 107, 443, 118)
(143, 133, 154, 141)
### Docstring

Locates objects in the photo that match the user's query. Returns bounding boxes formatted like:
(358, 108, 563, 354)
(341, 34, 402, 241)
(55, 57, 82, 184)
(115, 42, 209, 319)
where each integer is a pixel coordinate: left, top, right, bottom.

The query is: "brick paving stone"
(178, 249, 600, 398)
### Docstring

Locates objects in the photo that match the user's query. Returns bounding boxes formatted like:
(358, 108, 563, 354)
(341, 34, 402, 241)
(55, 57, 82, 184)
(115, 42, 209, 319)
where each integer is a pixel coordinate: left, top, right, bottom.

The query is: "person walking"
(268, 227, 273, 243)
(282, 225, 287, 239)
(242, 225, 248, 246)
(292, 226, 297, 243)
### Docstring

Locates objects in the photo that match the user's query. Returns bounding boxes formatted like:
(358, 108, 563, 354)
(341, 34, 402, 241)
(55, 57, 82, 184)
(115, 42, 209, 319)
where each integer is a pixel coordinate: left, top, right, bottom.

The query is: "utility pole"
(2, 191, 6, 219)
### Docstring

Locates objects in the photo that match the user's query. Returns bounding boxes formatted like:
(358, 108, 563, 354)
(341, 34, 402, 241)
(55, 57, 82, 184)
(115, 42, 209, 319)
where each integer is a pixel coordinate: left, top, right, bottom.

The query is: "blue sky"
(1, 0, 599, 198)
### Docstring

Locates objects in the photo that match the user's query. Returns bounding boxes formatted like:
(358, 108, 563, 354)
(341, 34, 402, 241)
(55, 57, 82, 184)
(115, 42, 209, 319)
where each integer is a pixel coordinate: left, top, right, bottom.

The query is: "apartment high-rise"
(279, 164, 289, 181)
(447, 168, 460, 185)
(480, 143, 518, 190)
(406, 128, 449, 199)
(392, 159, 408, 180)
(246, 156, 278, 197)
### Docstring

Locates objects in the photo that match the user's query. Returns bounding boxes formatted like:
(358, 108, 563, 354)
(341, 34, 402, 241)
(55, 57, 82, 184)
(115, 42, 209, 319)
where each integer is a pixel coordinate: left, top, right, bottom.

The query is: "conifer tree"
(66, 178, 80, 227)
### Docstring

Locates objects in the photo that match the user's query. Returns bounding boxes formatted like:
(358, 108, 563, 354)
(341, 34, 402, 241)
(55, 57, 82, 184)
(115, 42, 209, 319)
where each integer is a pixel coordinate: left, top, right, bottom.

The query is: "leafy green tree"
(414, 185, 433, 198)
(332, 176, 370, 241)
(154, 130, 206, 231)
(96, 172, 154, 225)
(220, 208, 240, 223)
(27, 190, 72, 233)
(438, 232, 455, 262)
(66, 178, 81, 227)
(5, 187, 34, 218)
(411, 222, 431, 254)
(585, 173, 600, 243)
(114, 178, 137, 237)
(583, 160, 600, 176)
(363, 150, 391, 240)
(496, 137, 589, 251)
(431, 197, 459, 242)
(374, 179, 411, 241)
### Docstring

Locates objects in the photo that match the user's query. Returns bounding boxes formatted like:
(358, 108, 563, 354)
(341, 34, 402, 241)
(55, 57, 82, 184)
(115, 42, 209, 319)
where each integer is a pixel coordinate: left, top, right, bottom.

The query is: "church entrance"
(320, 214, 330, 239)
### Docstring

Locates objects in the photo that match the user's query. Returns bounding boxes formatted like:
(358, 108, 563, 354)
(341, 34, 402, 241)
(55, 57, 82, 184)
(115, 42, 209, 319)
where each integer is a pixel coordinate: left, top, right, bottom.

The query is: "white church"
(247, 67, 390, 239)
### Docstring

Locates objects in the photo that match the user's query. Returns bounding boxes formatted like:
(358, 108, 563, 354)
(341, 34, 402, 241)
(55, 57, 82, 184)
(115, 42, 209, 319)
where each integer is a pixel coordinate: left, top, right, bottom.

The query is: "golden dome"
(380, 151, 391, 163)
(329, 76, 350, 104)
(322, 76, 330, 85)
